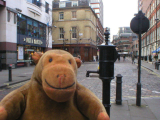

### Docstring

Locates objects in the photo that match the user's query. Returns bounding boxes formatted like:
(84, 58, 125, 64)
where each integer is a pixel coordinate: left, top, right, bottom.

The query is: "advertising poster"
(18, 46, 24, 60)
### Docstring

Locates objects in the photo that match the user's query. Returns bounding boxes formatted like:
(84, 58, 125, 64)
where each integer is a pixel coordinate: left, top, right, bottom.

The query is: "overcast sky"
(103, 0, 138, 41)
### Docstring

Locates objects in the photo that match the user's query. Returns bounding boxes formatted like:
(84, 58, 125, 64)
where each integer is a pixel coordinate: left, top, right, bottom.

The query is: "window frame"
(59, 2, 66, 8)
(59, 12, 64, 21)
(72, 11, 77, 19)
(72, 27, 77, 39)
(45, 2, 49, 13)
(59, 28, 64, 39)
(7, 10, 10, 22)
(72, 1, 78, 7)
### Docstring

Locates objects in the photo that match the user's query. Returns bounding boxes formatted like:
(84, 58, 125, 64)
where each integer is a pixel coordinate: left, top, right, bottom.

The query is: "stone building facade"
(52, 0, 99, 61)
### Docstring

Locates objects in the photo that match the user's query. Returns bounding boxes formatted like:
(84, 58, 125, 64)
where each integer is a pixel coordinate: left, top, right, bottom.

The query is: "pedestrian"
(118, 54, 120, 61)
(123, 55, 126, 61)
(132, 55, 135, 64)
(77, 54, 81, 59)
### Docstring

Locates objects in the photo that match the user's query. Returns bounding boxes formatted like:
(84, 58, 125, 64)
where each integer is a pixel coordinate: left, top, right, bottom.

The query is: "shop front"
(17, 14, 47, 67)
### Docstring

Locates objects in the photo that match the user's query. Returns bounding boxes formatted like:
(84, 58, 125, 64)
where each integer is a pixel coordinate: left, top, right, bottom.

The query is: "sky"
(103, 0, 138, 41)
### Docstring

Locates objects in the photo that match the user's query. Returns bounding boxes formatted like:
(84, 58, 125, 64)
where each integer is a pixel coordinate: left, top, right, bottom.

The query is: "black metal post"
(102, 80, 111, 116)
(8, 65, 12, 82)
(63, 38, 65, 50)
(130, 10, 149, 107)
(156, 0, 158, 62)
(0, 57, 2, 71)
(136, 12, 142, 106)
(70, 29, 72, 53)
(115, 74, 122, 105)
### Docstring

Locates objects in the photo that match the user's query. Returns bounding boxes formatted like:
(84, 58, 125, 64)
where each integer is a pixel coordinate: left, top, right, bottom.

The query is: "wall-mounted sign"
(79, 33, 83, 36)
(34, 39, 43, 45)
(23, 37, 43, 45)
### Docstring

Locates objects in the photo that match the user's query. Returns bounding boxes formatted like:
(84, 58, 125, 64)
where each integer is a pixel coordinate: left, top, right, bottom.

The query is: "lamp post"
(155, 18, 159, 61)
(69, 29, 72, 53)
(63, 30, 65, 50)
(155, 0, 158, 61)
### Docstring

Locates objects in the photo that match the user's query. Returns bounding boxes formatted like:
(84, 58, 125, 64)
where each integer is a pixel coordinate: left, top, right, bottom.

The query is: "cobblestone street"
(77, 58, 160, 101)
(0, 57, 160, 101)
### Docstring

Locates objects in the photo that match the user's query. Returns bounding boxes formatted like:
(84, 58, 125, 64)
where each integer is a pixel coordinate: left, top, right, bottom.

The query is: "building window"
(39, 23, 46, 39)
(14, 13, 17, 24)
(7, 11, 10, 22)
(95, 9, 100, 13)
(33, 21, 39, 38)
(27, 18, 33, 37)
(45, 2, 49, 13)
(59, 2, 65, 8)
(72, 27, 77, 38)
(90, 4, 99, 8)
(17, 14, 27, 35)
(59, 12, 64, 20)
(72, 1, 78, 7)
(27, 0, 41, 7)
(17, 14, 46, 39)
(72, 11, 76, 19)
(59, 28, 64, 39)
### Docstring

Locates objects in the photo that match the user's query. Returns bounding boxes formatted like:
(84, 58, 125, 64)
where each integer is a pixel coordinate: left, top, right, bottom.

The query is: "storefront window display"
(17, 45, 45, 67)
(17, 46, 44, 60)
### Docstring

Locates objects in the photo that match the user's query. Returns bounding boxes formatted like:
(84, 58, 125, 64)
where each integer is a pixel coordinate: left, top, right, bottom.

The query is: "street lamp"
(155, 18, 159, 61)
(155, 0, 158, 61)
(69, 29, 72, 53)
(63, 30, 65, 50)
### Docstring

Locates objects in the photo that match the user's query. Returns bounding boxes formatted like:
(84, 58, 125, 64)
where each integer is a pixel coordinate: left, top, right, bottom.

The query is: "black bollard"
(115, 74, 123, 105)
(0, 58, 2, 71)
(8, 65, 12, 82)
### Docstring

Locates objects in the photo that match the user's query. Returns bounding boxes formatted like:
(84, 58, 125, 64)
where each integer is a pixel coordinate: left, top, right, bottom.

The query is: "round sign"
(130, 11, 149, 34)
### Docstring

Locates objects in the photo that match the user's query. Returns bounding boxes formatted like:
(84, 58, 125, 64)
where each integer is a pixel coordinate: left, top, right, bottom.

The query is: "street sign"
(130, 11, 149, 34)
(130, 10, 150, 107)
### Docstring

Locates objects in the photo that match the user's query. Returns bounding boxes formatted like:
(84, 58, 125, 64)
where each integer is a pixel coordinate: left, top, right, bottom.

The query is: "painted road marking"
(9, 81, 28, 89)
(129, 89, 135, 91)
(152, 91, 160, 94)
(23, 72, 32, 75)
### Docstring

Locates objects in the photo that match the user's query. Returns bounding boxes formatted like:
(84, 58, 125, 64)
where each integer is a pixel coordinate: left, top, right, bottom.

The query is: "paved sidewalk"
(131, 58, 160, 75)
(110, 98, 160, 120)
(0, 66, 35, 88)
(0, 59, 160, 120)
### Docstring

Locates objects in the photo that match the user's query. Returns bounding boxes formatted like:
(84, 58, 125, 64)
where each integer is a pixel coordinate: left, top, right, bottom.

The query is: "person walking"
(132, 55, 135, 64)
(123, 55, 126, 61)
(118, 54, 120, 62)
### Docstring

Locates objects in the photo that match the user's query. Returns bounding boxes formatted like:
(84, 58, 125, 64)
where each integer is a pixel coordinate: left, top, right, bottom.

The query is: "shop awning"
(152, 47, 160, 53)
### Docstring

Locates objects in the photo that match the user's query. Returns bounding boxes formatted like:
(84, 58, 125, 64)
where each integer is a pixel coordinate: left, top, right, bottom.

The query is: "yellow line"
(141, 66, 160, 78)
